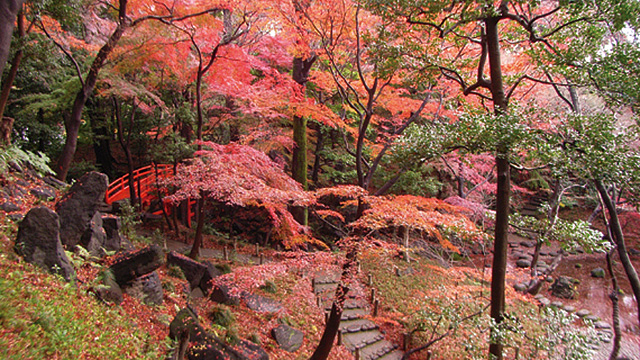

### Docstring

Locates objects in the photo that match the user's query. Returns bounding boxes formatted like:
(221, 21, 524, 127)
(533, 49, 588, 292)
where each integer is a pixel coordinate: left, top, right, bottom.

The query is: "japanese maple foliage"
(162, 141, 314, 247)
(351, 195, 480, 253)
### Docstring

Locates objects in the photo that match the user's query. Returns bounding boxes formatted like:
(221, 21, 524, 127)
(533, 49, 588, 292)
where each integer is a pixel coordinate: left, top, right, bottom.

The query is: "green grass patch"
(0, 253, 164, 359)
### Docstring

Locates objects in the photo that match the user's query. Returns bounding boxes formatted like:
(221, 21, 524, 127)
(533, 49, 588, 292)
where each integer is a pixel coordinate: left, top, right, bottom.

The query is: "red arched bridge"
(105, 163, 195, 226)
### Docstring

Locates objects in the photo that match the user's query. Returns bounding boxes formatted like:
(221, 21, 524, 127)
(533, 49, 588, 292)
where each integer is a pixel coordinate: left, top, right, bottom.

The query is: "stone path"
(313, 272, 404, 360)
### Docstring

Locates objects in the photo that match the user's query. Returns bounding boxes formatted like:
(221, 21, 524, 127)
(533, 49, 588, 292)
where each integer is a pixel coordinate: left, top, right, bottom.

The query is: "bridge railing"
(105, 163, 195, 227)
(105, 164, 174, 204)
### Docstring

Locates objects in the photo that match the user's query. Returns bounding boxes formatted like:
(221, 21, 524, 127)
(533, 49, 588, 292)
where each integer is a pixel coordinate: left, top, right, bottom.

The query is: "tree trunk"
(309, 248, 358, 360)
(291, 55, 316, 225)
(311, 124, 324, 185)
(55, 0, 129, 181)
(0, 0, 24, 76)
(595, 180, 640, 327)
(485, 15, 509, 360)
(0, 7, 23, 120)
(189, 197, 206, 259)
(606, 250, 622, 360)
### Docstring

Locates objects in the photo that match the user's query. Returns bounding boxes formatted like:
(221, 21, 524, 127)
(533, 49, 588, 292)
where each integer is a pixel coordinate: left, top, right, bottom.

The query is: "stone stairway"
(520, 193, 549, 217)
(313, 273, 404, 360)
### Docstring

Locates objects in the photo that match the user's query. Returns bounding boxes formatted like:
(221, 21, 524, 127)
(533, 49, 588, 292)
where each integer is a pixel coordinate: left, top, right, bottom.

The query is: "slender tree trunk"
(309, 248, 358, 360)
(56, 0, 129, 180)
(0, 0, 24, 76)
(486, 15, 509, 360)
(189, 197, 206, 259)
(595, 180, 640, 327)
(606, 250, 622, 360)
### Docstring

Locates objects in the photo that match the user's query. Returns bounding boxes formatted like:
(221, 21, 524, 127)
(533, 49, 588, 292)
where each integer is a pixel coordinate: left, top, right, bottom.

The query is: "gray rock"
(210, 283, 242, 305)
(101, 215, 124, 251)
(550, 276, 576, 299)
(518, 254, 533, 261)
(516, 259, 532, 268)
(124, 271, 163, 306)
(167, 251, 208, 290)
(109, 244, 165, 286)
(43, 176, 67, 189)
(0, 201, 20, 212)
(272, 324, 303, 352)
(576, 309, 591, 317)
(563, 305, 576, 313)
(14, 207, 75, 281)
(80, 212, 107, 257)
(595, 321, 611, 329)
(55, 171, 108, 247)
(520, 241, 536, 248)
(200, 261, 223, 295)
(244, 293, 283, 313)
(591, 267, 606, 278)
(513, 283, 528, 292)
(538, 297, 551, 306)
(551, 301, 564, 308)
(95, 270, 123, 305)
(30, 186, 56, 200)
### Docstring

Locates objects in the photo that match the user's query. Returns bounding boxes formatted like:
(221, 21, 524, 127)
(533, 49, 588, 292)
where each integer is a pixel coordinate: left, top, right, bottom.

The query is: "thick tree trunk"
(0, 0, 24, 76)
(486, 15, 509, 360)
(0, 8, 23, 120)
(291, 55, 316, 225)
(311, 124, 324, 184)
(56, 0, 129, 180)
(595, 180, 640, 327)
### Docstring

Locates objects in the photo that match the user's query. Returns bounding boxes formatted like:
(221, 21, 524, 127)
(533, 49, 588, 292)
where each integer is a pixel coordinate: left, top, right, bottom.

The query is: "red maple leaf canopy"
(163, 141, 314, 242)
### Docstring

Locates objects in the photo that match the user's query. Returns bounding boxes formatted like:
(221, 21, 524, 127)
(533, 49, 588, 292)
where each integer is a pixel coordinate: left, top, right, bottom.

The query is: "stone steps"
(312, 273, 404, 360)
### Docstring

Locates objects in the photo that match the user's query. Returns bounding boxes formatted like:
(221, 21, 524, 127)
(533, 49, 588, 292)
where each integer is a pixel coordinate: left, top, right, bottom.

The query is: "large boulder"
(200, 261, 223, 295)
(210, 284, 243, 306)
(80, 212, 107, 257)
(170, 308, 269, 360)
(124, 271, 163, 305)
(14, 207, 75, 281)
(94, 270, 123, 305)
(55, 171, 109, 247)
(550, 276, 576, 299)
(272, 324, 303, 352)
(167, 251, 208, 290)
(101, 214, 125, 251)
(109, 244, 164, 286)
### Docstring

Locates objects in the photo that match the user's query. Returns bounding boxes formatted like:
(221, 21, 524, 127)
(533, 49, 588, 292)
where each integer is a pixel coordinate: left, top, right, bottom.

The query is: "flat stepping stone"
(341, 308, 367, 321)
(358, 339, 396, 360)
(342, 330, 384, 351)
(340, 319, 378, 333)
(585, 315, 600, 322)
(595, 321, 611, 329)
(520, 241, 536, 248)
(377, 350, 404, 360)
(563, 305, 576, 313)
(516, 259, 532, 268)
(576, 309, 591, 317)
(537, 297, 550, 306)
(551, 301, 564, 308)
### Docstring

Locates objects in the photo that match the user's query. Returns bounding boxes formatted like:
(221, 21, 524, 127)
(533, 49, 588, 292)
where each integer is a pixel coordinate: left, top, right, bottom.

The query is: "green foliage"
(0, 259, 161, 359)
(0, 145, 54, 177)
(510, 212, 608, 253)
(118, 199, 141, 238)
(209, 304, 236, 328)
(167, 265, 186, 280)
(259, 279, 277, 294)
